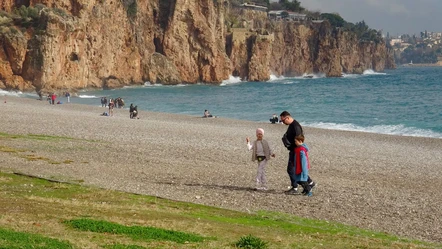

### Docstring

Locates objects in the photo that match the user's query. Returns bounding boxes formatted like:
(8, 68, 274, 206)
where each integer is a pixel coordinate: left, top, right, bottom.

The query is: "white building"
(390, 38, 402, 46)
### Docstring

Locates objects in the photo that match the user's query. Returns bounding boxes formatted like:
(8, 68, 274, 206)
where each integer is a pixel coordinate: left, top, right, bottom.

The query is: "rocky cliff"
(0, 1, 395, 94)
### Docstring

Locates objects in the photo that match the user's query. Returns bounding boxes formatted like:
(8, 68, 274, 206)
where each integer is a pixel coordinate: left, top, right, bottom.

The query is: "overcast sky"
(297, 0, 441, 36)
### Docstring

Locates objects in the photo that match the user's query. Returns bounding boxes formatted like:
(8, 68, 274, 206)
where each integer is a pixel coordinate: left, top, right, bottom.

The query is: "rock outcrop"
(0, 1, 395, 94)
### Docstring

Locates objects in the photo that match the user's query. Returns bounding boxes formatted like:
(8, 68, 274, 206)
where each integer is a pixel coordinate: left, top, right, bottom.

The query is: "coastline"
(401, 63, 442, 67)
(1, 96, 442, 243)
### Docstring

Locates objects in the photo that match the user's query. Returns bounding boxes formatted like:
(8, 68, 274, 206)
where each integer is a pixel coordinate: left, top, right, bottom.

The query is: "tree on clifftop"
(269, 0, 304, 12)
(278, 0, 304, 12)
(320, 13, 345, 27)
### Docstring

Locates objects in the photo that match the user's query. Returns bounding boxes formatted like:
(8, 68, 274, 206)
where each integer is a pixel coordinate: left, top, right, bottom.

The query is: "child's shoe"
(284, 187, 298, 195)
(306, 191, 313, 197)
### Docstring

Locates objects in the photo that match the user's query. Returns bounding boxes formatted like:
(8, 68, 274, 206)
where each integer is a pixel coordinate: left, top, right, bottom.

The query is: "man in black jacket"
(280, 111, 315, 194)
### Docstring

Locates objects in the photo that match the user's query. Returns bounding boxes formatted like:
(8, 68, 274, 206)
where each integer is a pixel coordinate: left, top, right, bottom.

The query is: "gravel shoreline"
(1, 96, 442, 243)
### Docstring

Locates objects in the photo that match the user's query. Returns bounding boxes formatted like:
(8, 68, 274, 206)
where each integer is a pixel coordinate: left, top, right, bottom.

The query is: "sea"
(2, 66, 442, 139)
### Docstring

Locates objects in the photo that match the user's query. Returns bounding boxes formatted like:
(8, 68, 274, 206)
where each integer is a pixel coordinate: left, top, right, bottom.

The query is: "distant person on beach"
(65, 92, 70, 103)
(246, 128, 275, 191)
(280, 111, 315, 194)
(47, 95, 51, 104)
(51, 93, 56, 105)
(129, 103, 135, 119)
(270, 114, 279, 124)
(293, 134, 313, 196)
(133, 105, 139, 119)
(108, 98, 114, 116)
(203, 110, 213, 118)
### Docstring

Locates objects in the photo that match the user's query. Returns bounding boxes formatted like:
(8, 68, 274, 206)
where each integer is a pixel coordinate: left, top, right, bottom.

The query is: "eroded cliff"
(0, 1, 395, 94)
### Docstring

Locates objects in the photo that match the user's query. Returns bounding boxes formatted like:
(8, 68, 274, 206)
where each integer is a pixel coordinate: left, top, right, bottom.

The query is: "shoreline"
(1, 96, 442, 243)
(3, 92, 442, 140)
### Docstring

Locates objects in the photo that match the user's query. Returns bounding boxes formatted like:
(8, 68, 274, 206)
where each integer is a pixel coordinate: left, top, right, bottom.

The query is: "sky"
(296, 0, 442, 36)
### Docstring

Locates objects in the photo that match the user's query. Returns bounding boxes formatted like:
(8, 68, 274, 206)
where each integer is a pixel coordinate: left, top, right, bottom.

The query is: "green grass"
(0, 132, 74, 141)
(64, 219, 209, 243)
(0, 171, 440, 248)
(0, 227, 73, 249)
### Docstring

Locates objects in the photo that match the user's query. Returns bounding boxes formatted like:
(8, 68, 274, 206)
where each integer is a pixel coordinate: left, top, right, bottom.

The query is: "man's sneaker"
(309, 182, 316, 190)
(284, 187, 298, 195)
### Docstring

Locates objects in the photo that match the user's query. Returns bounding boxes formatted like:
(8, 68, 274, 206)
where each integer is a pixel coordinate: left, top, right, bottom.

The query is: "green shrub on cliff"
(122, 0, 137, 20)
(12, 5, 41, 28)
(0, 15, 12, 27)
(53, 8, 67, 18)
(14, 5, 39, 21)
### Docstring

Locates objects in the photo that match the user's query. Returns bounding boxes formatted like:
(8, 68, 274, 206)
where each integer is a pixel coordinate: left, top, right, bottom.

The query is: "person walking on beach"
(65, 92, 70, 103)
(51, 93, 56, 105)
(293, 134, 313, 196)
(108, 98, 114, 116)
(129, 103, 135, 119)
(280, 111, 315, 194)
(246, 128, 275, 191)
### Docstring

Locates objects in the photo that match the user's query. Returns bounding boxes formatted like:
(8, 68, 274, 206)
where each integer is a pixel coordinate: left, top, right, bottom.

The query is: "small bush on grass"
(235, 234, 268, 249)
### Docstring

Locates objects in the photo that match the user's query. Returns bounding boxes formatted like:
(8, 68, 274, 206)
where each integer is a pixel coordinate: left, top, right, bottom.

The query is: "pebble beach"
(1, 96, 442, 243)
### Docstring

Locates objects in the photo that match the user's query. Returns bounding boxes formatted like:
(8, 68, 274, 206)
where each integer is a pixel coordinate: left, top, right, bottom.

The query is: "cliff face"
(0, 1, 395, 93)
(231, 20, 394, 79)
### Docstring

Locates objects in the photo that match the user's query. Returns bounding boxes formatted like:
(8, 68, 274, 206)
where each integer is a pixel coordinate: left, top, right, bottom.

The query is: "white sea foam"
(144, 81, 190, 87)
(305, 122, 442, 139)
(268, 74, 285, 81)
(0, 89, 23, 97)
(78, 95, 99, 99)
(143, 81, 166, 87)
(267, 75, 299, 84)
(295, 73, 326, 79)
(220, 75, 242, 86)
(363, 69, 387, 75)
(341, 73, 360, 78)
(122, 85, 142, 89)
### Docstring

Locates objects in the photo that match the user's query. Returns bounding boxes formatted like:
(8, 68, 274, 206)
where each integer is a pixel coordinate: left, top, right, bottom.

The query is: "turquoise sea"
(3, 67, 442, 139)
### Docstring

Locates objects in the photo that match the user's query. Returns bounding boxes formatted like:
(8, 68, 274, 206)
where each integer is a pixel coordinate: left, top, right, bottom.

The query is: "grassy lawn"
(0, 171, 440, 249)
